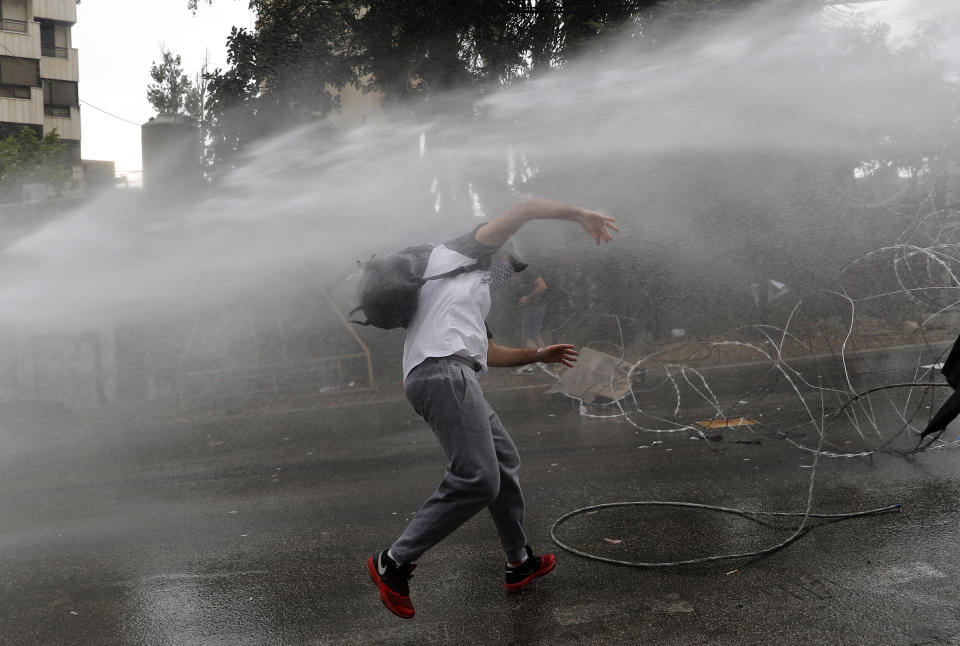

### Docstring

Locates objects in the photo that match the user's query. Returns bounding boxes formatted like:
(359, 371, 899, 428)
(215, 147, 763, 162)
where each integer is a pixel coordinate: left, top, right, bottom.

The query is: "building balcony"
(40, 47, 77, 81)
(43, 104, 79, 140)
(0, 86, 43, 127)
(0, 20, 40, 58)
(32, 0, 77, 25)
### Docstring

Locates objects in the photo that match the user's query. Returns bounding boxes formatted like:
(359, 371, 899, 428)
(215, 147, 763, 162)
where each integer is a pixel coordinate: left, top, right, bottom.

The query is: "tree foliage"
(196, 0, 680, 169)
(190, 0, 873, 174)
(147, 48, 204, 121)
(0, 127, 69, 197)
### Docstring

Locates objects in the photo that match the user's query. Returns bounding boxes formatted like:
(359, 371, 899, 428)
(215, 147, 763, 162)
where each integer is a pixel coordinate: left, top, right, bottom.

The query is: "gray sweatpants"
(389, 357, 528, 564)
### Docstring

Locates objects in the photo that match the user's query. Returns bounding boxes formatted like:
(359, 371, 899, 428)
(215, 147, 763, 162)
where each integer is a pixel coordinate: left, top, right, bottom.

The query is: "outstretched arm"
(487, 340, 579, 368)
(475, 198, 618, 248)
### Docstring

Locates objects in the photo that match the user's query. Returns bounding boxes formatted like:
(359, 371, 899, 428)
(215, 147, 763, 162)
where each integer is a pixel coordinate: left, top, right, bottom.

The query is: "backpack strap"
(421, 262, 479, 283)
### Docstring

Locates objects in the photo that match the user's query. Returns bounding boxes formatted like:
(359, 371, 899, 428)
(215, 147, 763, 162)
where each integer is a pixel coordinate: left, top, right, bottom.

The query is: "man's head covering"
(490, 239, 528, 292)
(500, 238, 529, 272)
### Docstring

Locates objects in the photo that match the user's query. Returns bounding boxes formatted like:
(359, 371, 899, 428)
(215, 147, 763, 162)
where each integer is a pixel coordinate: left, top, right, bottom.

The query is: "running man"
(367, 198, 617, 619)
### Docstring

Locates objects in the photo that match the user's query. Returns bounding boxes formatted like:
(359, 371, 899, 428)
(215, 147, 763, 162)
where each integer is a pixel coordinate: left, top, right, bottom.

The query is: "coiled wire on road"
(549, 500, 901, 568)
(551, 381, 903, 567)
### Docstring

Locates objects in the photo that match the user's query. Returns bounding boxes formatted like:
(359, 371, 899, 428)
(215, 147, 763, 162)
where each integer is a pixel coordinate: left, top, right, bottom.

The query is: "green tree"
(204, 26, 265, 171)
(192, 0, 797, 172)
(204, 1, 361, 171)
(147, 48, 204, 120)
(198, 0, 655, 169)
(0, 127, 69, 198)
(350, 1, 663, 100)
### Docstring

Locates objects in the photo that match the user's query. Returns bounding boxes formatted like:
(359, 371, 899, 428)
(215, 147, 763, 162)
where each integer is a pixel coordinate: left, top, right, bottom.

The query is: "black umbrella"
(919, 333, 960, 443)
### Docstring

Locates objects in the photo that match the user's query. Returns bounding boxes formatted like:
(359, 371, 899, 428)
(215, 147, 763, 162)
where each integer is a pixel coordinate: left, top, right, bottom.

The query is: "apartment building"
(0, 0, 79, 161)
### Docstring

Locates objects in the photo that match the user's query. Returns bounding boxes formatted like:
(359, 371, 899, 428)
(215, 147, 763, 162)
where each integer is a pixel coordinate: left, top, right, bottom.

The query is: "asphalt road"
(0, 378, 958, 645)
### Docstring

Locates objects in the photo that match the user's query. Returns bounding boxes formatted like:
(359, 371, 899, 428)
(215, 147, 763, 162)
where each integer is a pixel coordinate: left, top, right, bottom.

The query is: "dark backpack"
(350, 244, 478, 329)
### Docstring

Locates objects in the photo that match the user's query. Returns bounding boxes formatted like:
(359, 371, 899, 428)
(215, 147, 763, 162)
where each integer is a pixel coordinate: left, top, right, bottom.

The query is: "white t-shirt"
(402, 232, 498, 380)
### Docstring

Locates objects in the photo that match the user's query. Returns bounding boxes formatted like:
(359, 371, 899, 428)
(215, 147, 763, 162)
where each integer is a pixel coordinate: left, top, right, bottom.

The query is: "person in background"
(513, 265, 549, 374)
(366, 198, 617, 619)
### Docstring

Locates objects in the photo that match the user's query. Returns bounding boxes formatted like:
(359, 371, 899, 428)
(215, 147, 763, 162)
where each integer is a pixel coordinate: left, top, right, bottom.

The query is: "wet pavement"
(1, 376, 959, 645)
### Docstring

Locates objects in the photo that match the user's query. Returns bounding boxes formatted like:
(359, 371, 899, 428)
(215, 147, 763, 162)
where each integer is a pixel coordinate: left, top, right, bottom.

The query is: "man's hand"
(475, 199, 618, 247)
(577, 210, 618, 244)
(488, 341, 578, 368)
(540, 344, 578, 368)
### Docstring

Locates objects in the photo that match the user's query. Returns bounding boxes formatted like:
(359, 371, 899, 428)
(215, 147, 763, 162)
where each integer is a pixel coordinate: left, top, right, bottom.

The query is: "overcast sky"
(72, 0, 254, 173)
(70, 0, 957, 175)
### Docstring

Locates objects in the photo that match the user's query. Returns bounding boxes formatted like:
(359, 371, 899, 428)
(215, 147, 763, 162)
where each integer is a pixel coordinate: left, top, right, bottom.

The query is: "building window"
(0, 0, 28, 33)
(0, 84, 30, 99)
(39, 20, 70, 58)
(0, 55, 39, 89)
(0, 53, 37, 98)
(43, 79, 77, 117)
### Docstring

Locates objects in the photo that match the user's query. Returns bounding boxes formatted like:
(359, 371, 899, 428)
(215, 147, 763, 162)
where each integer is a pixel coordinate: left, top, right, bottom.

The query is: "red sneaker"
(504, 546, 556, 592)
(367, 551, 416, 619)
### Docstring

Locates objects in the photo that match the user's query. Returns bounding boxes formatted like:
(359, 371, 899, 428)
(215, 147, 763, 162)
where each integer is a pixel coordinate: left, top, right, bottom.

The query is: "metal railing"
(41, 46, 68, 58)
(0, 19, 27, 33)
(44, 105, 70, 118)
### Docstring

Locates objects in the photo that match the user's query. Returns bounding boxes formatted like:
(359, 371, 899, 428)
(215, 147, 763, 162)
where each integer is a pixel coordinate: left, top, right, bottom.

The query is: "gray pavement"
(0, 377, 959, 645)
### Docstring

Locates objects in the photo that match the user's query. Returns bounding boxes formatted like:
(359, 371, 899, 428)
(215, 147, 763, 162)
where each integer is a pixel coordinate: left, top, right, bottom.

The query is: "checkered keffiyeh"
(490, 258, 515, 292)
